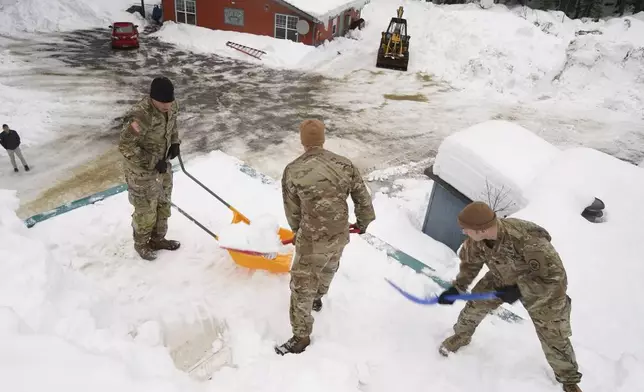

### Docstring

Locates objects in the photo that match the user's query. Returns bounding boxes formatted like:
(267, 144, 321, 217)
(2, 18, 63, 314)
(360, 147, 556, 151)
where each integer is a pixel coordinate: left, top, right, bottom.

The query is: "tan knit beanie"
(457, 201, 497, 230)
(299, 119, 325, 147)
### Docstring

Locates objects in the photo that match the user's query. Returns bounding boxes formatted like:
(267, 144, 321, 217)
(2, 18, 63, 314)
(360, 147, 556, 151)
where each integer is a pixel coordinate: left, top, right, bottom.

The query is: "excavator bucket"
(375, 6, 410, 71)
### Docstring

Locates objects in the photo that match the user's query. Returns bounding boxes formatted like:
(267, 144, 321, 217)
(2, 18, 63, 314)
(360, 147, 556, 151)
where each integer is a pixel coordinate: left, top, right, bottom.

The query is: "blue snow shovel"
(385, 278, 499, 305)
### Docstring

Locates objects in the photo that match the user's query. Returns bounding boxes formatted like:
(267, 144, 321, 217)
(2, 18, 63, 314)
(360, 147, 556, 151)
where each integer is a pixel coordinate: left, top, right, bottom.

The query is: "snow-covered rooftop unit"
(421, 120, 605, 252)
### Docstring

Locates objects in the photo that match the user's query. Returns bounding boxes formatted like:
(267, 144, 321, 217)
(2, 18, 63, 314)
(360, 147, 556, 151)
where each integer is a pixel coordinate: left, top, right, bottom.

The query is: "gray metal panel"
(422, 183, 468, 253)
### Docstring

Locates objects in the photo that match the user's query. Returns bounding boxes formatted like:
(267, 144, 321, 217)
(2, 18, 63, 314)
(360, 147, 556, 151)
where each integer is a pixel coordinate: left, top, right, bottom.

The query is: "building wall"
(162, 0, 176, 22)
(161, 0, 363, 46)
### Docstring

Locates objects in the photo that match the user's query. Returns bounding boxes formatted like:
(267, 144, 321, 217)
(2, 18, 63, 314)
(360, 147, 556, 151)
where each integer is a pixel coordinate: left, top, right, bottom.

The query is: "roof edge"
(271, 0, 323, 23)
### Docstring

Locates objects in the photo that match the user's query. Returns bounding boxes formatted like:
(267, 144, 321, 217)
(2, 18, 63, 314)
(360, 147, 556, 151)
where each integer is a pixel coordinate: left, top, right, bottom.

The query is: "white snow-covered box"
(421, 120, 561, 251)
(432, 120, 561, 216)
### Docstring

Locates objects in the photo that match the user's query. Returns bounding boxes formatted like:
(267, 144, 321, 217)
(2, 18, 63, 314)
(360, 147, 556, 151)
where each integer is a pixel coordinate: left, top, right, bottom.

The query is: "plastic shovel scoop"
(385, 279, 500, 305)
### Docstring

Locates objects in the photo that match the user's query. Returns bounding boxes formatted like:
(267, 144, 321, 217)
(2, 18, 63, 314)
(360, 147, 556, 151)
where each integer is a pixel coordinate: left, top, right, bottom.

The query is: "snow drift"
(0, 189, 196, 392)
(0, 0, 141, 34)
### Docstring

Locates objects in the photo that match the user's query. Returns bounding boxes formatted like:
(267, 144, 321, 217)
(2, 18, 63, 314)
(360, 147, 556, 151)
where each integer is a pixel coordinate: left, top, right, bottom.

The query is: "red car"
(110, 22, 139, 49)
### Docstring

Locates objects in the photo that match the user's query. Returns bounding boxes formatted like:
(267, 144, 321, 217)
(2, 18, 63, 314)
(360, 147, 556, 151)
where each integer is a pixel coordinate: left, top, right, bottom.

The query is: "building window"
(176, 0, 196, 25)
(224, 8, 244, 26)
(275, 13, 298, 42)
(332, 17, 337, 36)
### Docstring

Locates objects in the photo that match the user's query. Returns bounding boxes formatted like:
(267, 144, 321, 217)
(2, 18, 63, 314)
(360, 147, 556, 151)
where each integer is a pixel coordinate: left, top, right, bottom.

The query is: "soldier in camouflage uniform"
(118, 77, 182, 261)
(437, 201, 583, 392)
(275, 119, 376, 355)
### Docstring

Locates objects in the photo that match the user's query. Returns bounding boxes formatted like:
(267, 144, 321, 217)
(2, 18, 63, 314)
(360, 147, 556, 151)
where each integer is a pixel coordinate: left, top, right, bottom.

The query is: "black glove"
(155, 159, 168, 173)
(495, 285, 521, 304)
(437, 286, 460, 305)
(167, 143, 180, 160)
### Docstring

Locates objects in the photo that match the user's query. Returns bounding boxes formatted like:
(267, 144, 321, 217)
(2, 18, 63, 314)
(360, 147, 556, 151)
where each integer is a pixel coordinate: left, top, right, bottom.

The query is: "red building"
(160, 0, 369, 46)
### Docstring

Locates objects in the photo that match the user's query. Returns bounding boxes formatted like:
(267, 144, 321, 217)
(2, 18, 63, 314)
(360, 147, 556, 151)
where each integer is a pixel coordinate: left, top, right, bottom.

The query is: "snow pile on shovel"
(217, 214, 288, 253)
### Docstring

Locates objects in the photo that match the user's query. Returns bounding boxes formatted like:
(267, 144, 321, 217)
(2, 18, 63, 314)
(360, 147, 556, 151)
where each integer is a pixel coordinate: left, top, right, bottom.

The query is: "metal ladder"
(225, 41, 267, 60)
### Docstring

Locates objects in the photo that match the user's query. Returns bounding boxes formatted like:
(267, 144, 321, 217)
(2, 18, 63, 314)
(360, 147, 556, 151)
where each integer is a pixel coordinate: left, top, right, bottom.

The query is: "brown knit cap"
(299, 119, 325, 147)
(457, 201, 497, 230)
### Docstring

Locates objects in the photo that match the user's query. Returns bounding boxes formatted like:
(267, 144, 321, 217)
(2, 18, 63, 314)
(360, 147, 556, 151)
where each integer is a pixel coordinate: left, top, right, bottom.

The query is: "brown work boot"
(135, 244, 157, 261)
(438, 333, 472, 356)
(562, 384, 582, 392)
(149, 238, 181, 251)
(274, 335, 311, 355)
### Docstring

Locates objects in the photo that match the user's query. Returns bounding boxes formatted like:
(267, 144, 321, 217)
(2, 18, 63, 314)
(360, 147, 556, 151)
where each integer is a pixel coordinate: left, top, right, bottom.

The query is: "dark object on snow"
(126, 5, 144, 18)
(575, 29, 602, 36)
(421, 165, 472, 253)
(376, 6, 410, 72)
(348, 18, 365, 30)
(582, 197, 605, 223)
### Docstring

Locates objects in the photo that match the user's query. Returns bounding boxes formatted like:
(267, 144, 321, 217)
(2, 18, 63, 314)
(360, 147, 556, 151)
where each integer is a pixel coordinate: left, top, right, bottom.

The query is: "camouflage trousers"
(124, 165, 173, 247)
(452, 272, 582, 385)
(289, 246, 344, 337)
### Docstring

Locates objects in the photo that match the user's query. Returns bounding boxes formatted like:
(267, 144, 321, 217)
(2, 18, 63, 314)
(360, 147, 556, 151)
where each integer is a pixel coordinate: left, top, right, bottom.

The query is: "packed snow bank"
(433, 120, 561, 215)
(151, 22, 315, 69)
(0, 0, 141, 34)
(517, 7, 644, 112)
(0, 189, 197, 391)
(515, 147, 644, 371)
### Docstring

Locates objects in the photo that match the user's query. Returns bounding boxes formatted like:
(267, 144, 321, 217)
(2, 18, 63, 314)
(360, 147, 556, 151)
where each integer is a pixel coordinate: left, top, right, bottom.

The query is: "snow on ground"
(152, 22, 316, 69)
(0, 189, 200, 392)
(10, 146, 641, 391)
(0, 51, 61, 147)
(151, 0, 644, 114)
(0, 0, 142, 35)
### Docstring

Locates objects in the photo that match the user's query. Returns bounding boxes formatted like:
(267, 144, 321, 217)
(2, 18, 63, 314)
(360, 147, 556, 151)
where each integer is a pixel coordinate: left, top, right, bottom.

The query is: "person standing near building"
(437, 201, 583, 392)
(275, 119, 376, 355)
(0, 124, 30, 172)
(118, 76, 181, 261)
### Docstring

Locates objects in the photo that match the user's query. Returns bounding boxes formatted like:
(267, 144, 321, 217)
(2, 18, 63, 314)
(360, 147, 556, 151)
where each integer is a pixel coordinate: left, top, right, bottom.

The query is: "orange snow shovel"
(174, 153, 294, 273)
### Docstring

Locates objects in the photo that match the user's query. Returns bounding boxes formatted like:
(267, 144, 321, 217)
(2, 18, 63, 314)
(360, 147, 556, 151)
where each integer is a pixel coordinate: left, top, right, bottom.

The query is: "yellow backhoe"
(376, 6, 410, 71)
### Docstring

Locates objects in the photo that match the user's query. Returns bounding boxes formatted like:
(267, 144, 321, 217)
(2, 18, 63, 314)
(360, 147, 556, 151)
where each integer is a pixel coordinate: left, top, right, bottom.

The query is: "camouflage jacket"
(118, 97, 180, 172)
(281, 147, 376, 254)
(454, 218, 569, 318)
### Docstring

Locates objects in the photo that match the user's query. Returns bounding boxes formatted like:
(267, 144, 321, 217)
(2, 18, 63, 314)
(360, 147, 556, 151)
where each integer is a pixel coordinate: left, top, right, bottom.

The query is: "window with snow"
(176, 0, 196, 25)
(332, 17, 338, 36)
(275, 14, 298, 42)
(224, 8, 244, 26)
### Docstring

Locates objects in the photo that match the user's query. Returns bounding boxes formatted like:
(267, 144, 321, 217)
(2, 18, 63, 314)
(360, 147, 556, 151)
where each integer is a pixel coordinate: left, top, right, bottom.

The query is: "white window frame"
(332, 17, 338, 36)
(274, 13, 299, 42)
(175, 0, 197, 25)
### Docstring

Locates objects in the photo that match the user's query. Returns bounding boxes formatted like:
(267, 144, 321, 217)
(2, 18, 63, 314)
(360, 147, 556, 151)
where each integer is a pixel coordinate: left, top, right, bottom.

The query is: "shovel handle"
(281, 226, 362, 245)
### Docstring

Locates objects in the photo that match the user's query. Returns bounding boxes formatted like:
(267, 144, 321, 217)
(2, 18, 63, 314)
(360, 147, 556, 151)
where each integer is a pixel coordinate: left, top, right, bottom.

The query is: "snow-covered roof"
(281, 0, 370, 23)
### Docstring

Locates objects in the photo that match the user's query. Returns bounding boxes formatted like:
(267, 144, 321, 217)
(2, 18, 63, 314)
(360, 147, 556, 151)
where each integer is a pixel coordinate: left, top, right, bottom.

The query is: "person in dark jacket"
(152, 5, 162, 25)
(0, 124, 30, 172)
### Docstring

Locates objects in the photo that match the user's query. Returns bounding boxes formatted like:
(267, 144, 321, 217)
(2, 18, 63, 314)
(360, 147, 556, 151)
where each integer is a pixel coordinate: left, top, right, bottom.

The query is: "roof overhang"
(271, 0, 325, 24)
